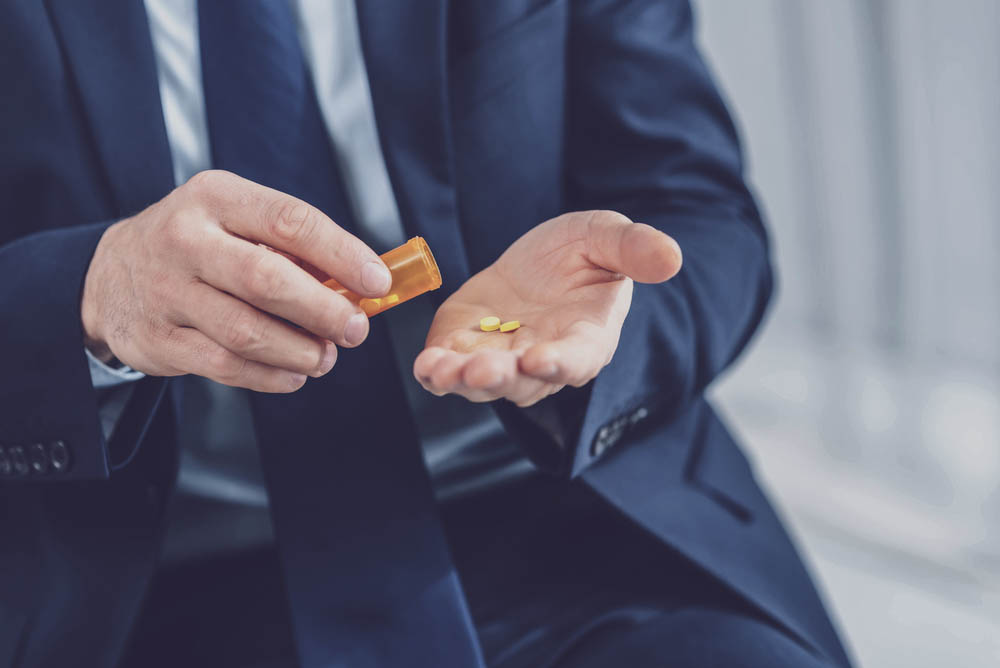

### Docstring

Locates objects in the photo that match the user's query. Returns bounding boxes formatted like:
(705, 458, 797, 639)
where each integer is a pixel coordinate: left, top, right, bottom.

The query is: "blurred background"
(692, 1, 1000, 666)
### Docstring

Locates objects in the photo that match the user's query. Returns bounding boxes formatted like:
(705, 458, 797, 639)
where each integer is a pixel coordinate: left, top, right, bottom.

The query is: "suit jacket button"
(590, 436, 609, 457)
(50, 441, 71, 473)
(0, 447, 11, 476)
(591, 429, 618, 457)
(29, 443, 50, 475)
(10, 446, 30, 476)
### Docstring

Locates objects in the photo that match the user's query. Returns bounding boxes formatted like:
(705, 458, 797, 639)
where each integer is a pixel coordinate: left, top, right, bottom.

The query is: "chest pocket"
(448, 0, 568, 273)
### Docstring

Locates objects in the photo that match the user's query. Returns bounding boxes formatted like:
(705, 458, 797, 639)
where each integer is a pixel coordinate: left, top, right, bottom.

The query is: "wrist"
(80, 223, 118, 364)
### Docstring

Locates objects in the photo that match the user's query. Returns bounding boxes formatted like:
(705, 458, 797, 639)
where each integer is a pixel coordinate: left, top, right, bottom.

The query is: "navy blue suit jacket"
(0, 1, 849, 666)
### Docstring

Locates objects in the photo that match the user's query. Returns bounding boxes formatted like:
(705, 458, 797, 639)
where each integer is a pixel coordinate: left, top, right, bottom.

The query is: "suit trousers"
(122, 476, 834, 668)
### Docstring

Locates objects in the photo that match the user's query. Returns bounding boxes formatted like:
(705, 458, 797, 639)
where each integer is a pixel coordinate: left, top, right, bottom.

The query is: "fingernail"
(288, 373, 307, 391)
(344, 313, 369, 346)
(314, 343, 337, 376)
(361, 261, 392, 295)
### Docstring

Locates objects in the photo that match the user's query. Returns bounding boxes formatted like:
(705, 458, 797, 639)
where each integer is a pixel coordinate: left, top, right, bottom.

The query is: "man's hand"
(414, 211, 682, 406)
(81, 170, 392, 393)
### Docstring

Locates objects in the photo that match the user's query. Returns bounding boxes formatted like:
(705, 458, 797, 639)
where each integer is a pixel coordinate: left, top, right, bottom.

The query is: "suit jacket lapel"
(355, 0, 470, 298)
(45, 0, 175, 218)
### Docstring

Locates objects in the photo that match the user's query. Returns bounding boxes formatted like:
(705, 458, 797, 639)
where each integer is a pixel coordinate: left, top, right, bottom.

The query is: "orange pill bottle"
(323, 237, 442, 316)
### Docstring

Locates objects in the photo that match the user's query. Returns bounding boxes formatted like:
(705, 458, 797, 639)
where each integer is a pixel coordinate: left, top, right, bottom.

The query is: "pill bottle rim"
(412, 236, 443, 289)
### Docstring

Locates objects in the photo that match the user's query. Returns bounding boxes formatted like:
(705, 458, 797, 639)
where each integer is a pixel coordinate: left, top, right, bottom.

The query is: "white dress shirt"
(89, 0, 533, 561)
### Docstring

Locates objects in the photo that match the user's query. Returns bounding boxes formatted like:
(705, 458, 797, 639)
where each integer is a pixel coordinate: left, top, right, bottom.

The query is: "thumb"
(584, 211, 682, 283)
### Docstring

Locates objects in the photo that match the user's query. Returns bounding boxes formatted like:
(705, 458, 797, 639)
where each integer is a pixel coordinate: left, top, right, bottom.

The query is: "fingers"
(413, 347, 517, 401)
(179, 281, 337, 377)
(519, 323, 614, 388)
(161, 326, 308, 393)
(414, 347, 558, 406)
(195, 231, 370, 348)
(413, 346, 450, 385)
(186, 170, 391, 297)
(415, 348, 475, 396)
(462, 351, 517, 391)
(583, 210, 682, 283)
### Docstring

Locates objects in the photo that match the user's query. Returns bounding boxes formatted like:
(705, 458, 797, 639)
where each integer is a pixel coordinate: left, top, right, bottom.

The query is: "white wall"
(691, 1, 1000, 665)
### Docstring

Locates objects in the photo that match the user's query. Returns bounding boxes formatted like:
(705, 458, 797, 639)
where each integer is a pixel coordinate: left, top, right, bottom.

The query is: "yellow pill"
(499, 320, 520, 333)
(480, 316, 501, 332)
(385, 294, 400, 305)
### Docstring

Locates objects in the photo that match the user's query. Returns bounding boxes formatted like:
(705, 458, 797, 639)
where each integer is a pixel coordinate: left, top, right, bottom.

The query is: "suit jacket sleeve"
(0, 224, 166, 482)
(495, 0, 774, 477)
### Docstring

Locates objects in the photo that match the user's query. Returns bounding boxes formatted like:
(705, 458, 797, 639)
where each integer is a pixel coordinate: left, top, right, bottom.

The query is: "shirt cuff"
(86, 347, 145, 389)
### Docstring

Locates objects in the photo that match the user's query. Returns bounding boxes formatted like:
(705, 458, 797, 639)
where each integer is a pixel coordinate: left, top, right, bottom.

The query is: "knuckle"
(314, 301, 349, 340)
(590, 209, 632, 227)
(206, 346, 246, 382)
(167, 219, 204, 260)
(242, 253, 286, 301)
(159, 211, 193, 249)
(331, 237, 366, 268)
(221, 307, 266, 352)
(266, 199, 318, 245)
(185, 169, 229, 196)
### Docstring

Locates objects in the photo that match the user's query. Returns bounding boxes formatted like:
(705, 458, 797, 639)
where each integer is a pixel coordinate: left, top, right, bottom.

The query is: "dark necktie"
(198, 2, 484, 666)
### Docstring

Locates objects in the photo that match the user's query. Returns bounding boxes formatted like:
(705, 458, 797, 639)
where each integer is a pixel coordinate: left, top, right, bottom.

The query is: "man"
(0, 0, 852, 666)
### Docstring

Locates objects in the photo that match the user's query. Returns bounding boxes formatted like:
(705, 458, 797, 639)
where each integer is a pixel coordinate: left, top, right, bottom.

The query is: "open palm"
(414, 211, 682, 406)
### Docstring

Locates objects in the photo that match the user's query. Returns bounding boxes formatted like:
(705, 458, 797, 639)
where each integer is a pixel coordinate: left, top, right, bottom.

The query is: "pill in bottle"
(323, 237, 442, 317)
